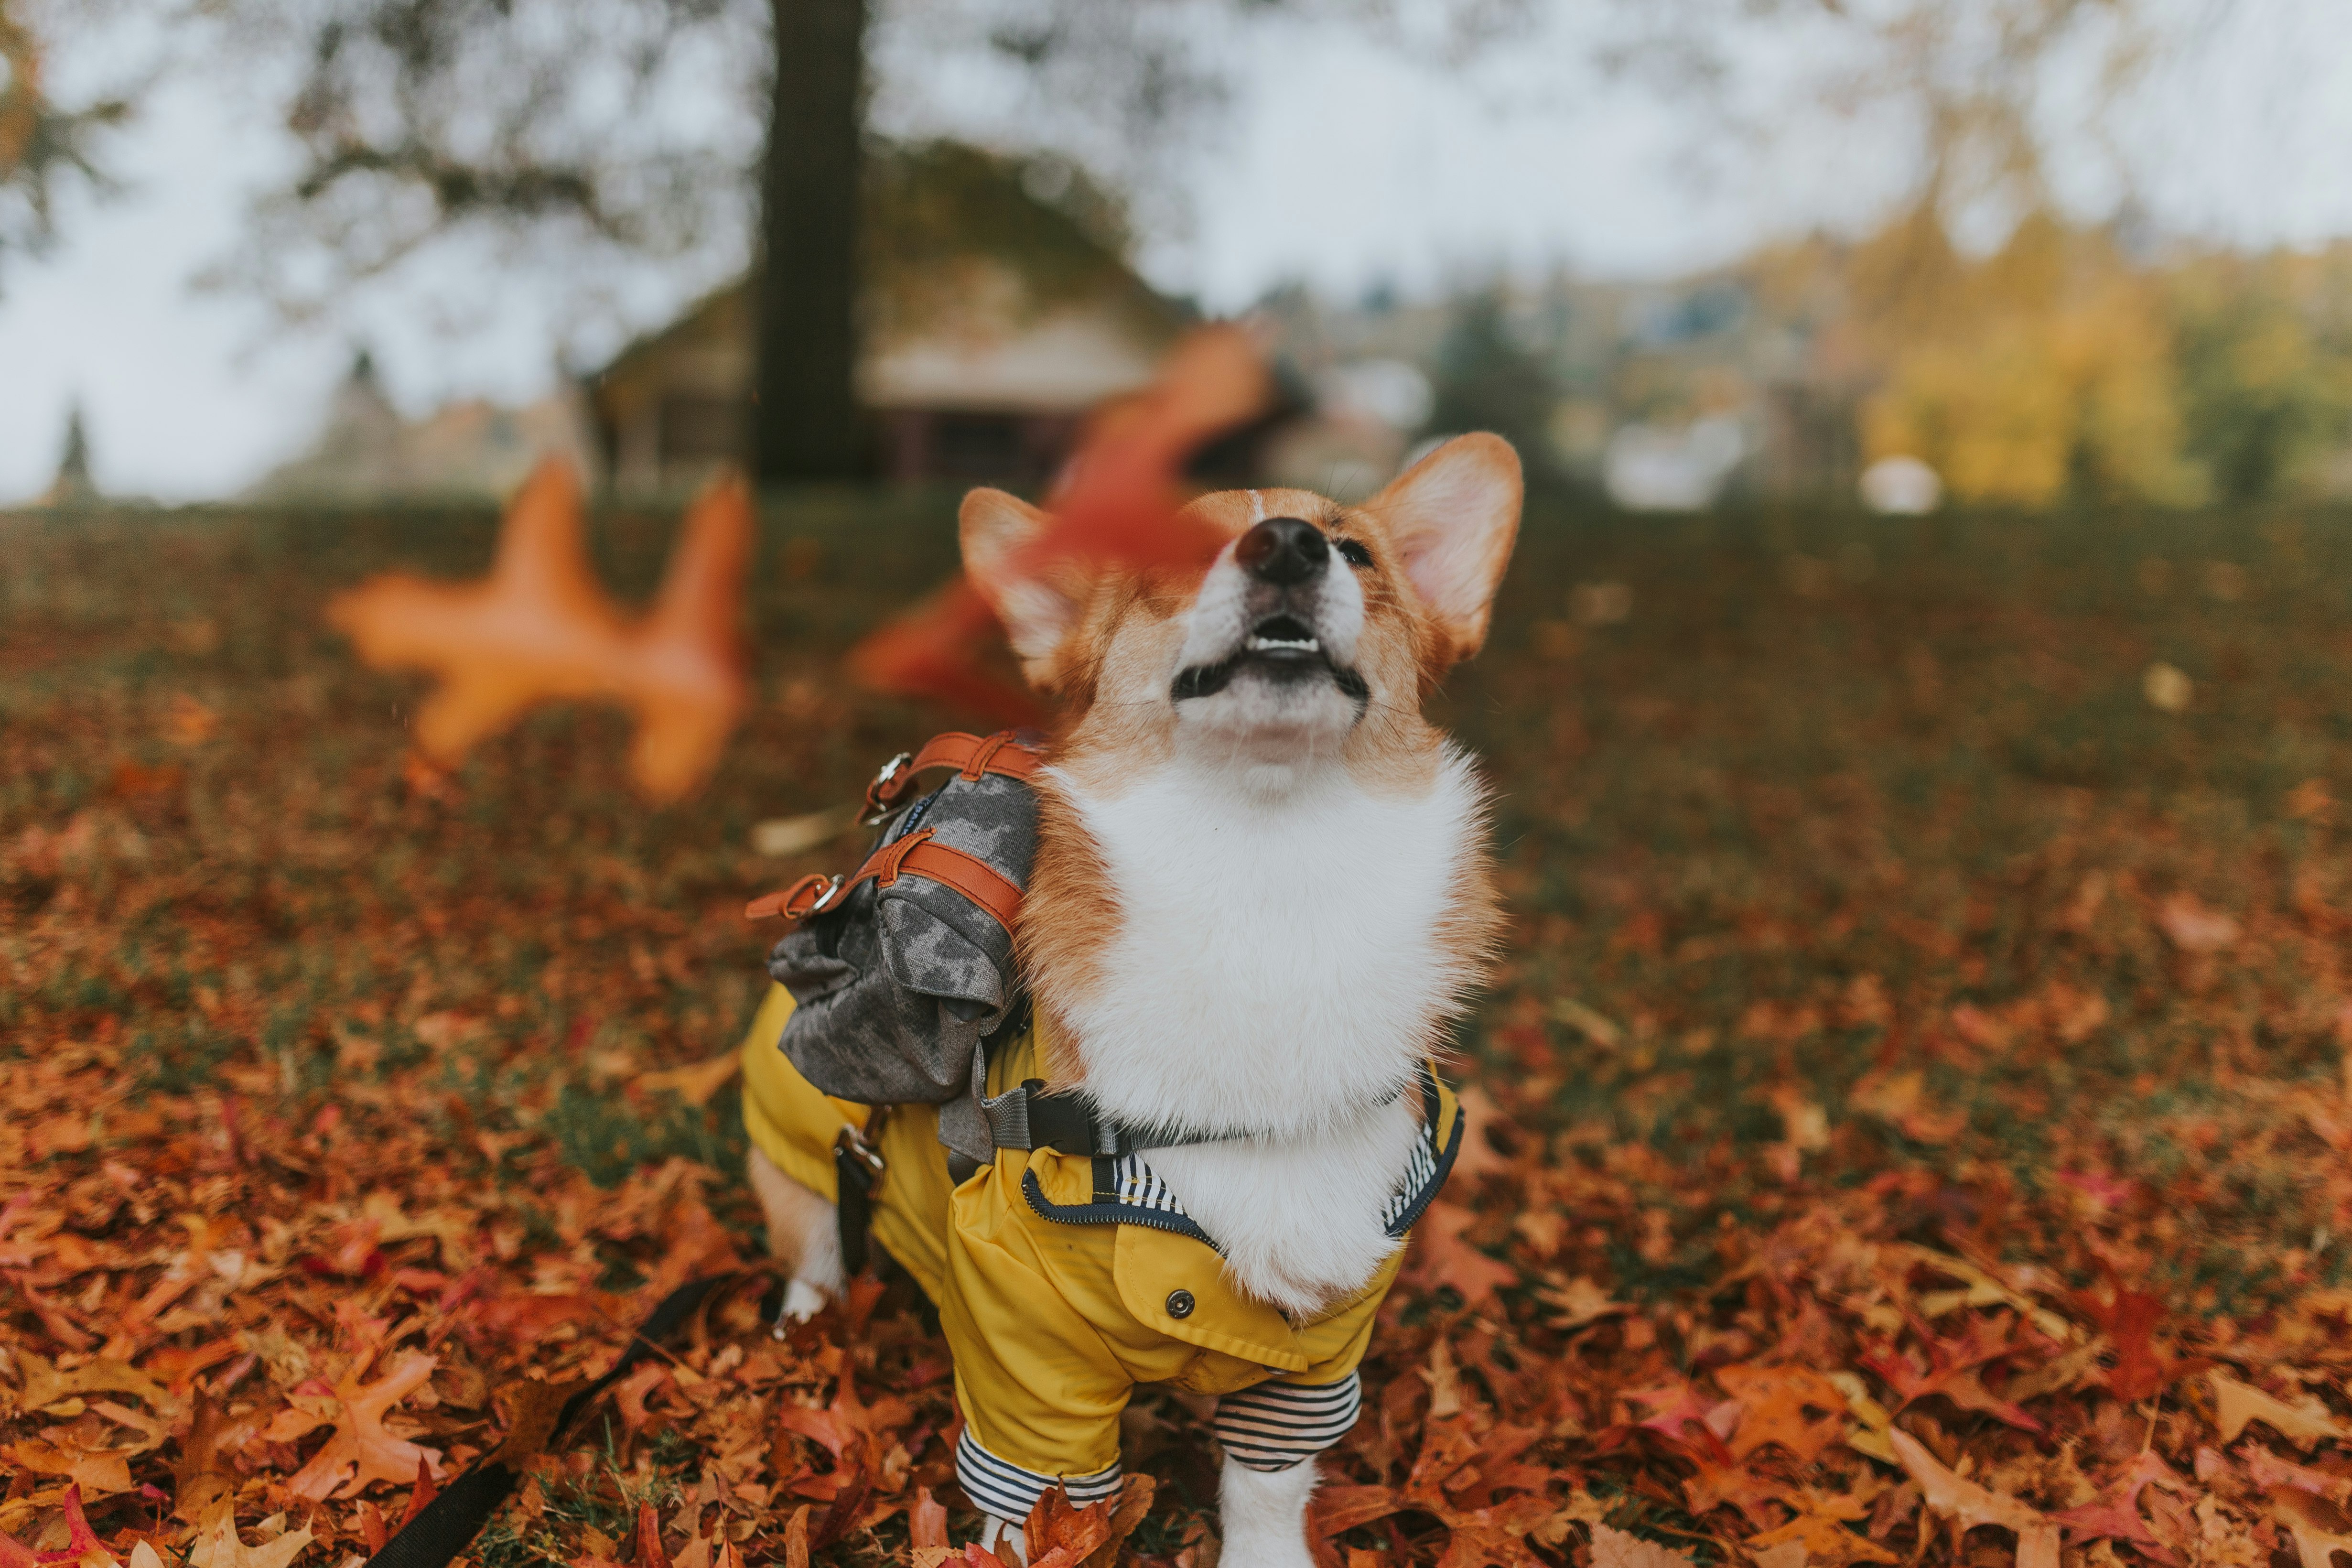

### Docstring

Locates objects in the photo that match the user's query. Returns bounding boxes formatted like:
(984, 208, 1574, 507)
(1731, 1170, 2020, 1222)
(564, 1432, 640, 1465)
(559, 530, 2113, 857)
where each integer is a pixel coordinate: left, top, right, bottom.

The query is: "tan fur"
(990, 440, 1521, 1091)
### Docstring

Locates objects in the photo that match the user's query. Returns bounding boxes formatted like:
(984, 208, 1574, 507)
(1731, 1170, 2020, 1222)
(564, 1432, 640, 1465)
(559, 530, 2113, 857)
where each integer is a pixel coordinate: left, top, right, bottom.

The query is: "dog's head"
(960, 433, 1521, 783)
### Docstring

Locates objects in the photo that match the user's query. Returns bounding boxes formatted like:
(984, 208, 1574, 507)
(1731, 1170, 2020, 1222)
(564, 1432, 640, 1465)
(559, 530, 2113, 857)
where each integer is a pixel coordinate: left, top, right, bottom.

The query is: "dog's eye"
(1334, 538, 1374, 569)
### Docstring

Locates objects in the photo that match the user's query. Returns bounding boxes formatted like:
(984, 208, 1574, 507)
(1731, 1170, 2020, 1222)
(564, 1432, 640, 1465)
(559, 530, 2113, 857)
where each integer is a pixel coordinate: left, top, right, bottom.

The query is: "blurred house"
(250, 351, 598, 501)
(588, 142, 1192, 491)
(1256, 263, 1870, 508)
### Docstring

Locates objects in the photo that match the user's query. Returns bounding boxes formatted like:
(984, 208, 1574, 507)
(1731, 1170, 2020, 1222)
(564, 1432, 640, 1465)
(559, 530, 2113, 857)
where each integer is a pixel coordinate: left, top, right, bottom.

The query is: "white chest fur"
(1053, 750, 1485, 1313)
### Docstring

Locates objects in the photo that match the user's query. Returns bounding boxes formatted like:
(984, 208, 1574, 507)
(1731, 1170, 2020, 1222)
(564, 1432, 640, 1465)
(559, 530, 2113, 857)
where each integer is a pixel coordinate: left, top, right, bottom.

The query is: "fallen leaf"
(2271, 1487, 2352, 1568)
(1891, 1428, 2060, 1568)
(187, 1502, 315, 1568)
(1587, 1523, 1695, 1568)
(1718, 1363, 1851, 1462)
(283, 1352, 447, 1501)
(2212, 1372, 2349, 1449)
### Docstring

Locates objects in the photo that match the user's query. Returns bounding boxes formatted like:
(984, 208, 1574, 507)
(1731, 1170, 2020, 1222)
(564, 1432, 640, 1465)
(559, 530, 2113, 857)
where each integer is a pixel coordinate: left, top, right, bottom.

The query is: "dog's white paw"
(1217, 1456, 1319, 1568)
(771, 1277, 833, 1334)
(983, 1516, 1027, 1555)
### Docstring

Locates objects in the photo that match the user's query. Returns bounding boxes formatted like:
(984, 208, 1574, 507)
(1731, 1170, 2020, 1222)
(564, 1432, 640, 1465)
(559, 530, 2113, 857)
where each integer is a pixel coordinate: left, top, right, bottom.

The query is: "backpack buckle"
(746, 872, 844, 921)
(861, 751, 917, 823)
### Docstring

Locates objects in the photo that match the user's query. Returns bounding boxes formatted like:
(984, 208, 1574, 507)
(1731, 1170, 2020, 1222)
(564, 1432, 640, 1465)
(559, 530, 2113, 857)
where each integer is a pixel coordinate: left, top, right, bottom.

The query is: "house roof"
(590, 142, 1191, 419)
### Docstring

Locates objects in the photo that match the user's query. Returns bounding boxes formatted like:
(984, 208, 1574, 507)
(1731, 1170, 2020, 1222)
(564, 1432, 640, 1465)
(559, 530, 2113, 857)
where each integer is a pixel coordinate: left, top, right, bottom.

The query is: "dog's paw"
(771, 1277, 832, 1334)
(1217, 1456, 1320, 1568)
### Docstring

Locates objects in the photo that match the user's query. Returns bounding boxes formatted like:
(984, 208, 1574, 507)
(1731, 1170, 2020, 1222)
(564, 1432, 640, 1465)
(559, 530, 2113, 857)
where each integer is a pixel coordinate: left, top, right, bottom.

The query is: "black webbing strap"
(980, 1078, 1404, 1159)
(363, 1273, 731, 1568)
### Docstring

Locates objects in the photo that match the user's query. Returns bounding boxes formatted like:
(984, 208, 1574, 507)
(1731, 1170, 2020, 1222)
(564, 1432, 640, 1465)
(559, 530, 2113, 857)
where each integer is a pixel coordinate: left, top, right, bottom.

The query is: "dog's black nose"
(1235, 517, 1328, 586)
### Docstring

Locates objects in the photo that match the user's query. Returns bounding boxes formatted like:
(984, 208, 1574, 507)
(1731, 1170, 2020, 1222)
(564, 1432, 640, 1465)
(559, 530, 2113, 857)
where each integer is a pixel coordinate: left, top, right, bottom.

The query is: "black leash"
(364, 1274, 736, 1568)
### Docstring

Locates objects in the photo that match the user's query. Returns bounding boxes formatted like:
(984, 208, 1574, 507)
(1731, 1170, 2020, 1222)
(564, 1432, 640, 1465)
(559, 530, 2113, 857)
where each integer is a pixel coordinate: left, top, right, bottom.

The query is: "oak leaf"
(1587, 1523, 1695, 1568)
(2211, 1372, 2349, 1449)
(2071, 1276, 2208, 1403)
(2051, 1450, 2186, 1553)
(2273, 1487, 2352, 1568)
(1717, 1363, 1850, 1463)
(1890, 1428, 2059, 1568)
(283, 1352, 447, 1501)
(1745, 1496, 1902, 1568)
(327, 461, 751, 803)
(186, 1503, 314, 1568)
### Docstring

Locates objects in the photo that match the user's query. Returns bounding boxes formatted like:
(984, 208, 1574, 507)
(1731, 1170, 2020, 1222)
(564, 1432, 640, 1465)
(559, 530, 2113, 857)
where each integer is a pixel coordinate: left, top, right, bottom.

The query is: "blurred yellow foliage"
(1857, 214, 2204, 506)
(1837, 206, 2352, 506)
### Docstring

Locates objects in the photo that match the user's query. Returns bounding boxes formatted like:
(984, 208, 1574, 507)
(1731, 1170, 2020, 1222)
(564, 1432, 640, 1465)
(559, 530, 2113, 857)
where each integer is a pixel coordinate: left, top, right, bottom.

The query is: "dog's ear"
(1364, 433, 1522, 665)
(960, 487, 1084, 669)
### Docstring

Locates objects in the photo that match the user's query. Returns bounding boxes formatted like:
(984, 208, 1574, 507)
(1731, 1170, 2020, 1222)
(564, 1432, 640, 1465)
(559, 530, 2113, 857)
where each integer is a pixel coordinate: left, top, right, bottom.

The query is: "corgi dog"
(747, 433, 1520, 1566)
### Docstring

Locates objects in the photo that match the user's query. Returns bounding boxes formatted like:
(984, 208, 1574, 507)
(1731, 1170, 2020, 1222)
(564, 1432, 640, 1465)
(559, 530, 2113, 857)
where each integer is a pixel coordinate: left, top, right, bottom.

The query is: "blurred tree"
(0, 2, 129, 283)
(1858, 215, 2204, 506)
(2168, 250, 2352, 501)
(182, 0, 1528, 487)
(1423, 289, 1564, 489)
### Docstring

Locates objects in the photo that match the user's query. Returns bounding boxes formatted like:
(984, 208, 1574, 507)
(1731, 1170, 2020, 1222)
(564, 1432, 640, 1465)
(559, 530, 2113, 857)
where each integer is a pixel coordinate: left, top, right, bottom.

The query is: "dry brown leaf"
(2212, 1373, 2349, 1449)
(1587, 1522, 1696, 1568)
(2270, 1487, 2352, 1568)
(284, 1352, 447, 1501)
(1890, 1428, 2060, 1568)
(186, 1502, 316, 1568)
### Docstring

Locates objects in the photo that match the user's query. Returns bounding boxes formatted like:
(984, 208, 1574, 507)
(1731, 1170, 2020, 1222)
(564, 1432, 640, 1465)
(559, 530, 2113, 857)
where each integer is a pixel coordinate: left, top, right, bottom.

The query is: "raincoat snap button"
(1165, 1289, 1196, 1319)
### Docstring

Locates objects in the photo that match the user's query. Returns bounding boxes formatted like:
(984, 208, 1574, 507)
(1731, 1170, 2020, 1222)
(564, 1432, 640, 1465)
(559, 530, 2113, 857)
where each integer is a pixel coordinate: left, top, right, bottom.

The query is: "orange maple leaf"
(846, 324, 1267, 719)
(284, 1351, 447, 1501)
(327, 460, 751, 803)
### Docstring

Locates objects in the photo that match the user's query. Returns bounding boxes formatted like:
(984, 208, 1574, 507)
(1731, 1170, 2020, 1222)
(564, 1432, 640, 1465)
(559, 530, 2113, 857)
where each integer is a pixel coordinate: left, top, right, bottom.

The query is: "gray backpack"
(751, 732, 1044, 1166)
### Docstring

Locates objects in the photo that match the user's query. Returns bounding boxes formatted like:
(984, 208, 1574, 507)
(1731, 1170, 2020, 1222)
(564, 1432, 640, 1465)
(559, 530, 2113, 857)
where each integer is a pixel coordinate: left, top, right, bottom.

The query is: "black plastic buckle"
(1019, 1080, 1102, 1157)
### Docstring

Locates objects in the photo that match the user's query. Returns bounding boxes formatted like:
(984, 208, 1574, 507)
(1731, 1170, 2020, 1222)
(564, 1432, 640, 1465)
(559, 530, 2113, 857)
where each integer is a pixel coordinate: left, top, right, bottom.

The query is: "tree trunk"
(753, 0, 867, 485)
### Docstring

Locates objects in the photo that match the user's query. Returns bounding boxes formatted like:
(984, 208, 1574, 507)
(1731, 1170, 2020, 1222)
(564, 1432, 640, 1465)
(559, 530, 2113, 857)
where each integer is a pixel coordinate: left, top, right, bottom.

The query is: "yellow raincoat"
(735, 983, 1460, 1512)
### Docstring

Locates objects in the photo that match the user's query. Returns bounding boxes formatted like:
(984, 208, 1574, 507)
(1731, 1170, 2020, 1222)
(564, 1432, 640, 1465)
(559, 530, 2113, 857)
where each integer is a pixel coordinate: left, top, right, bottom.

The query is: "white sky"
(2, 1, 2349, 503)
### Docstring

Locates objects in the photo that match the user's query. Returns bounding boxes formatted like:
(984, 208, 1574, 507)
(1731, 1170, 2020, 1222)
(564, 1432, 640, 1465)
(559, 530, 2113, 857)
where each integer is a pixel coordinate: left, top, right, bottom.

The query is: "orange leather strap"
(744, 828, 1024, 933)
(865, 730, 1045, 817)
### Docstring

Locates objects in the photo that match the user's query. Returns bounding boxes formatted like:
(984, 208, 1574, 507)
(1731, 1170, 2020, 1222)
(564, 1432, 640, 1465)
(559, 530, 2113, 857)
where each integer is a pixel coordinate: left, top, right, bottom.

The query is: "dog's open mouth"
(1173, 615, 1369, 703)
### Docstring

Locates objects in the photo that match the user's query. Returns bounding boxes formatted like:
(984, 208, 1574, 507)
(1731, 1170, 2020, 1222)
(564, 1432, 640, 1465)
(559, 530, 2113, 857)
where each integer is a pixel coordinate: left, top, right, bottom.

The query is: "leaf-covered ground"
(10, 496, 2352, 1568)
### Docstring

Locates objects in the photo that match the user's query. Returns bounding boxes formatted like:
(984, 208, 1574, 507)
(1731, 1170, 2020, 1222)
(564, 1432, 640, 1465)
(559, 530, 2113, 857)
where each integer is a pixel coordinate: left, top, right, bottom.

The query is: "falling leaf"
(327, 461, 751, 803)
(845, 324, 1265, 718)
(283, 1352, 447, 1501)
(1891, 1428, 2060, 1568)
(2212, 1372, 2350, 1449)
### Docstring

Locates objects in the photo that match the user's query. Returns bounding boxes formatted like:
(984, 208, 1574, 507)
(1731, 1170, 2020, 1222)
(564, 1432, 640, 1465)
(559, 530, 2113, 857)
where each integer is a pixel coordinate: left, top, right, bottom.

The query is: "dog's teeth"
(1247, 636, 1318, 653)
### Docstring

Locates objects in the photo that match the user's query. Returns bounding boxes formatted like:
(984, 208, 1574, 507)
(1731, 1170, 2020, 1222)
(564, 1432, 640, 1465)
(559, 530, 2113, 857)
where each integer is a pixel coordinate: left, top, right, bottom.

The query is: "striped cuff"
(955, 1427, 1122, 1519)
(1213, 1373, 1363, 1472)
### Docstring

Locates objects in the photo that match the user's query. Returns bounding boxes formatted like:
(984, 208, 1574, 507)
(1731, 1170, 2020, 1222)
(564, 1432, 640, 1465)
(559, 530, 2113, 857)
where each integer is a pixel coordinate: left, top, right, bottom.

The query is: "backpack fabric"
(762, 735, 1040, 1164)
